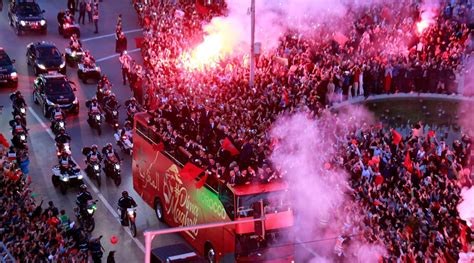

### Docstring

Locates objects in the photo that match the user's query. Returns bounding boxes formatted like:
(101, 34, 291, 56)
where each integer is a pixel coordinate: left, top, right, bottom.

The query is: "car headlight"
(37, 64, 46, 70)
(10, 72, 18, 79)
(87, 208, 94, 214)
(20, 108, 25, 114)
(93, 164, 99, 171)
(20, 135, 26, 141)
(40, 20, 46, 26)
(60, 61, 66, 68)
(114, 164, 120, 170)
(46, 99, 55, 106)
(20, 21, 26, 26)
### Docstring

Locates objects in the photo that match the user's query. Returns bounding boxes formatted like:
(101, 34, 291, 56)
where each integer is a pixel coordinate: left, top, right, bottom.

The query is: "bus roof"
(229, 181, 288, 196)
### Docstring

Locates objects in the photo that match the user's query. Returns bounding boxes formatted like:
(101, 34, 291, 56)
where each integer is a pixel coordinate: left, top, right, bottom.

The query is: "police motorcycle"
(102, 144, 122, 186)
(10, 92, 27, 126)
(85, 99, 103, 136)
(58, 10, 80, 38)
(76, 199, 98, 232)
(117, 205, 137, 237)
(52, 152, 83, 195)
(114, 128, 133, 156)
(50, 107, 66, 136)
(65, 34, 84, 67)
(96, 75, 112, 105)
(77, 51, 101, 84)
(55, 129, 72, 158)
(103, 94, 120, 132)
(10, 118, 28, 150)
(81, 146, 102, 187)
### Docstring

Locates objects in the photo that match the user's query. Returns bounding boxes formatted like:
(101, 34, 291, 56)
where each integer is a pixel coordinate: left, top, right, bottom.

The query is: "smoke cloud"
(457, 187, 474, 228)
(269, 106, 385, 260)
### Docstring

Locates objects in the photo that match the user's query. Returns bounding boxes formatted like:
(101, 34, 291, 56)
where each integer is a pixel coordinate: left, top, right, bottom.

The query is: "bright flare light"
(416, 20, 430, 34)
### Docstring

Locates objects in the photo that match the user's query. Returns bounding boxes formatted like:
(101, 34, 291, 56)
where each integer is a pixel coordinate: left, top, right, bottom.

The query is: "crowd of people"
(133, 0, 473, 185)
(131, 0, 474, 260)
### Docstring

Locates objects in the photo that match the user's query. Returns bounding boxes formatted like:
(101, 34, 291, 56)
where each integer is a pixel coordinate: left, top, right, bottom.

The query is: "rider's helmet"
(130, 97, 136, 103)
(106, 143, 113, 149)
(91, 144, 98, 150)
(80, 184, 88, 191)
(55, 104, 61, 111)
(61, 150, 69, 158)
(122, 191, 129, 198)
(92, 96, 97, 103)
(14, 115, 21, 121)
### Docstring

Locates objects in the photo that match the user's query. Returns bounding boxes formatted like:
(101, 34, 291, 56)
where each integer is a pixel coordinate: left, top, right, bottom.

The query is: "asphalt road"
(0, 1, 185, 262)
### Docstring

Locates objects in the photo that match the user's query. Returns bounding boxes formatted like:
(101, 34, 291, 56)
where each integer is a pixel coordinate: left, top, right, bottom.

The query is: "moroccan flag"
(222, 137, 240, 156)
(180, 162, 204, 182)
(404, 152, 413, 172)
(196, 0, 208, 15)
(0, 133, 9, 148)
(134, 37, 145, 49)
(152, 142, 165, 152)
(391, 129, 402, 145)
(195, 173, 208, 189)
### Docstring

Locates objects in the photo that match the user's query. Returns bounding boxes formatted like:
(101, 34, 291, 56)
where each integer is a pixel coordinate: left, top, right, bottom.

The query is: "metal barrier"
(0, 242, 15, 263)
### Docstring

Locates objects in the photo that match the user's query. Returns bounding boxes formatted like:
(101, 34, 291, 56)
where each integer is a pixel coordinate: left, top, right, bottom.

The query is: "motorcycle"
(81, 147, 102, 187)
(104, 155, 121, 186)
(118, 206, 137, 237)
(114, 129, 133, 156)
(78, 62, 101, 84)
(12, 131, 28, 150)
(65, 47, 84, 67)
(51, 117, 66, 136)
(58, 17, 80, 38)
(77, 200, 98, 232)
(105, 105, 120, 132)
(12, 106, 27, 126)
(51, 164, 83, 195)
(56, 142, 72, 157)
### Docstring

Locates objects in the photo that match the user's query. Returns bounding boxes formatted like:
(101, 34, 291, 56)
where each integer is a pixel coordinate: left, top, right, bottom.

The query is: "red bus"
(132, 112, 295, 262)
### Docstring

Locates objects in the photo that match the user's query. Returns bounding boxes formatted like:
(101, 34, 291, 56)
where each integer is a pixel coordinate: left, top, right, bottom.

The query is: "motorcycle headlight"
(95, 67, 101, 71)
(38, 64, 46, 70)
(20, 135, 26, 141)
(73, 97, 78, 104)
(59, 122, 65, 128)
(64, 145, 70, 151)
(61, 175, 69, 182)
(60, 61, 66, 68)
(112, 111, 117, 115)
(20, 108, 25, 114)
(93, 164, 99, 171)
(10, 72, 18, 79)
(95, 115, 101, 121)
(20, 21, 26, 27)
(114, 164, 120, 170)
(40, 19, 46, 26)
(127, 210, 135, 216)
(71, 51, 77, 57)
(78, 174, 83, 180)
(87, 208, 94, 214)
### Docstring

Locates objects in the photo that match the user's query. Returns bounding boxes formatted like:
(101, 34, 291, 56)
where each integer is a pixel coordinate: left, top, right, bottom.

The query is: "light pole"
(249, 0, 255, 88)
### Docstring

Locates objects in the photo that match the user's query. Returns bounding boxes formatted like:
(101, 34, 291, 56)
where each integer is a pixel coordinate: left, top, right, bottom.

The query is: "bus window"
(218, 184, 235, 220)
(236, 190, 290, 218)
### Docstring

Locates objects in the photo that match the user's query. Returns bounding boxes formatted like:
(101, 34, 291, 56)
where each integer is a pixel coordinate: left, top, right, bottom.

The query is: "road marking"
(28, 106, 146, 252)
(95, 48, 141, 63)
(82, 28, 143, 42)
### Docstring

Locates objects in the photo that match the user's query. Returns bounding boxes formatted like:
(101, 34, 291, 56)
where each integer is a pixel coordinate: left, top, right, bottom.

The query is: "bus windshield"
(236, 190, 291, 218)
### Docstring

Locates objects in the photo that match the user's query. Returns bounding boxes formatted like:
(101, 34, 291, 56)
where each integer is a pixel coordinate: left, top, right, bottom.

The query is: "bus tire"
(205, 243, 216, 263)
(154, 198, 165, 222)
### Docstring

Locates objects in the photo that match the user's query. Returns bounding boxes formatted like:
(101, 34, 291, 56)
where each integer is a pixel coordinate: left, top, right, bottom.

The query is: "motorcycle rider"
(86, 144, 102, 164)
(55, 128, 72, 152)
(10, 115, 28, 136)
(10, 91, 27, 115)
(58, 150, 77, 175)
(50, 105, 66, 130)
(117, 191, 137, 226)
(102, 143, 120, 172)
(76, 184, 93, 217)
(82, 50, 96, 68)
(104, 93, 119, 122)
(125, 96, 138, 121)
(97, 75, 112, 103)
(69, 34, 82, 52)
(87, 97, 102, 123)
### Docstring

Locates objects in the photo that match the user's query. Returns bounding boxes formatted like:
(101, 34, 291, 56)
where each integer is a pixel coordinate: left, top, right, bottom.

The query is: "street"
(0, 1, 184, 262)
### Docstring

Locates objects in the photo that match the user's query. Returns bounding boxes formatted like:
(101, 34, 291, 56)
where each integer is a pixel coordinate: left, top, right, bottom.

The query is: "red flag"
(391, 129, 402, 145)
(374, 174, 384, 186)
(152, 142, 165, 152)
(196, 0, 208, 15)
(428, 130, 435, 138)
(195, 173, 208, 189)
(180, 162, 204, 182)
(283, 89, 289, 105)
(0, 133, 9, 148)
(222, 137, 240, 156)
(134, 37, 145, 49)
(460, 224, 468, 252)
(404, 152, 413, 172)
